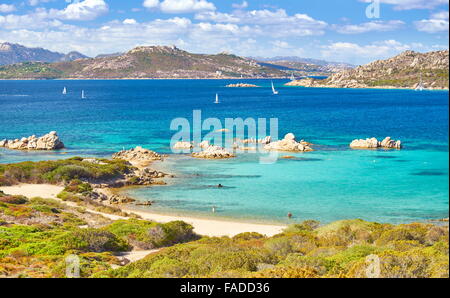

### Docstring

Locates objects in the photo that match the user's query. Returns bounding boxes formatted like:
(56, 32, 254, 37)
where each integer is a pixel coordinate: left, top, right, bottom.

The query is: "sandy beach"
(0, 184, 286, 237)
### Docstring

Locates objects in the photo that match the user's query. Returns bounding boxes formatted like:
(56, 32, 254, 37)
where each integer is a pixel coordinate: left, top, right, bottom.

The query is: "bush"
(0, 195, 28, 205)
(55, 229, 130, 253)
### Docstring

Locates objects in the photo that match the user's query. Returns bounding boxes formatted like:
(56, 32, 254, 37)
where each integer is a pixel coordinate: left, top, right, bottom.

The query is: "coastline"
(0, 183, 286, 237)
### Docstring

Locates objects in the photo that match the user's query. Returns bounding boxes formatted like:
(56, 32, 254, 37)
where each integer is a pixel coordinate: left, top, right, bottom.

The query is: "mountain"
(286, 50, 449, 90)
(252, 56, 354, 74)
(0, 42, 88, 65)
(0, 45, 285, 79)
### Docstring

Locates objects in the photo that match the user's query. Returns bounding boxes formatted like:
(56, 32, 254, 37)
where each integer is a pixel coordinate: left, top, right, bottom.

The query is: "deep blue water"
(0, 79, 448, 224)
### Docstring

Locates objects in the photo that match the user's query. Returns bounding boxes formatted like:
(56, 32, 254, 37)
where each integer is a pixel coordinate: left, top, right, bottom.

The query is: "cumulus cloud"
(359, 0, 449, 10)
(143, 0, 216, 13)
(54, 0, 109, 21)
(195, 9, 328, 37)
(0, 4, 16, 13)
(414, 10, 449, 33)
(123, 18, 137, 25)
(333, 20, 405, 34)
(232, 1, 248, 9)
(321, 40, 446, 64)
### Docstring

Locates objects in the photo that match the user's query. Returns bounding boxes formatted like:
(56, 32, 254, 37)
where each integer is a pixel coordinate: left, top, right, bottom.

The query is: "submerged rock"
(350, 137, 402, 149)
(0, 131, 64, 150)
(264, 133, 313, 152)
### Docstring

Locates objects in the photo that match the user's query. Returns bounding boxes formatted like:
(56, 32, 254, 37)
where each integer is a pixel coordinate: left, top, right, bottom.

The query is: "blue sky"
(0, 0, 448, 64)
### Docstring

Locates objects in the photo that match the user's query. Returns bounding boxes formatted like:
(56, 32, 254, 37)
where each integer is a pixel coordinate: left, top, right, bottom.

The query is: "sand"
(0, 184, 286, 237)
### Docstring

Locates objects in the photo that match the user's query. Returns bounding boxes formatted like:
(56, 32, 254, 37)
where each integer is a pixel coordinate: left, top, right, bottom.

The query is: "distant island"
(286, 50, 449, 90)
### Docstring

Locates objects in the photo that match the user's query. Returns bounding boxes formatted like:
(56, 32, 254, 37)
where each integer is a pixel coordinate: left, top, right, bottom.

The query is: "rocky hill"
(0, 45, 285, 79)
(286, 50, 449, 90)
(254, 56, 354, 75)
(0, 42, 88, 66)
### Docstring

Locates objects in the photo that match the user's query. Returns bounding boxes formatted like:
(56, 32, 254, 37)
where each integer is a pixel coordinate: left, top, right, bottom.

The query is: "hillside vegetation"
(0, 46, 285, 79)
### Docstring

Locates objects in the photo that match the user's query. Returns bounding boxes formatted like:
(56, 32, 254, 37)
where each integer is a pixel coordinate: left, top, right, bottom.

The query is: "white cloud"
(414, 10, 449, 33)
(195, 9, 328, 37)
(334, 20, 405, 34)
(321, 40, 446, 64)
(0, 4, 16, 13)
(232, 1, 248, 9)
(28, 0, 53, 6)
(143, 0, 216, 13)
(143, 0, 159, 9)
(54, 0, 109, 21)
(123, 18, 137, 25)
(359, 0, 449, 10)
(415, 19, 449, 32)
(270, 40, 292, 49)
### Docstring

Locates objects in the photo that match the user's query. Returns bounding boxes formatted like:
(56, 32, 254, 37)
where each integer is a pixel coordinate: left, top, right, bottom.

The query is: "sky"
(0, 0, 448, 64)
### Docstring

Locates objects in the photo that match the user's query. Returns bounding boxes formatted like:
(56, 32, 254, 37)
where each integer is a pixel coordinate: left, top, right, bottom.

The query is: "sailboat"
(81, 90, 86, 99)
(415, 74, 425, 91)
(271, 81, 279, 95)
(62, 87, 67, 95)
(290, 73, 295, 81)
(214, 93, 220, 104)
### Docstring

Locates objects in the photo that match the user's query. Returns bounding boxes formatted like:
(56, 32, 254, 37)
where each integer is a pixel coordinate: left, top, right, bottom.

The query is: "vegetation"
(0, 157, 134, 186)
(0, 62, 63, 79)
(96, 219, 448, 278)
(0, 191, 199, 277)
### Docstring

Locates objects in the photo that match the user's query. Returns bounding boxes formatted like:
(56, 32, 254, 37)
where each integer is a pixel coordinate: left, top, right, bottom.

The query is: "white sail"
(81, 90, 86, 99)
(290, 73, 295, 81)
(215, 93, 219, 104)
(62, 87, 67, 95)
(271, 81, 279, 95)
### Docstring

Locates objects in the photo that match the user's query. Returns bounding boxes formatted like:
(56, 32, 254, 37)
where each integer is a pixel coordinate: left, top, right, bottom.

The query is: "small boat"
(290, 73, 295, 81)
(81, 90, 86, 99)
(62, 87, 67, 95)
(215, 93, 220, 104)
(271, 81, 279, 95)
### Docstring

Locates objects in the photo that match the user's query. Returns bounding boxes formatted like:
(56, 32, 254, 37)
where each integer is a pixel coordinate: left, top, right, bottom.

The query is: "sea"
(0, 79, 448, 224)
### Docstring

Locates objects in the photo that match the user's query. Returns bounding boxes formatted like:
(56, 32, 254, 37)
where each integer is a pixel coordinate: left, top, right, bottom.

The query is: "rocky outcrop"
(173, 141, 193, 150)
(0, 131, 64, 150)
(240, 136, 272, 145)
(350, 137, 402, 149)
(285, 50, 449, 90)
(264, 133, 313, 152)
(125, 168, 170, 186)
(226, 83, 259, 87)
(192, 145, 236, 159)
(112, 146, 162, 166)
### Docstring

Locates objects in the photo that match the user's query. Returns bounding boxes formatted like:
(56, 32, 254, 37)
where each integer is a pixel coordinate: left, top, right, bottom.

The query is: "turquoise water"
(0, 80, 448, 224)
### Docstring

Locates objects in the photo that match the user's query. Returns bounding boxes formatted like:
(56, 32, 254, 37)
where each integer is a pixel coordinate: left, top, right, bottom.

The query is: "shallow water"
(0, 79, 448, 224)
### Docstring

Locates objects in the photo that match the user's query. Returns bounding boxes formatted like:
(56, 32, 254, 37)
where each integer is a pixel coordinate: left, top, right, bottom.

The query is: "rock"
(82, 158, 107, 165)
(226, 83, 259, 88)
(192, 145, 236, 159)
(0, 132, 64, 150)
(126, 168, 169, 186)
(136, 201, 153, 206)
(350, 137, 402, 149)
(173, 141, 193, 150)
(112, 146, 162, 165)
(285, 50, 449, 90)
(264, 133, 313, 152)
(198, 141, 210, 149)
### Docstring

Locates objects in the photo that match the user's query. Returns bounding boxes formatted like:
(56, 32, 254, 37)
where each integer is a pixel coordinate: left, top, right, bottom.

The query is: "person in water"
(288, 212, 293, 219)
(218, 184, 223, 188)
